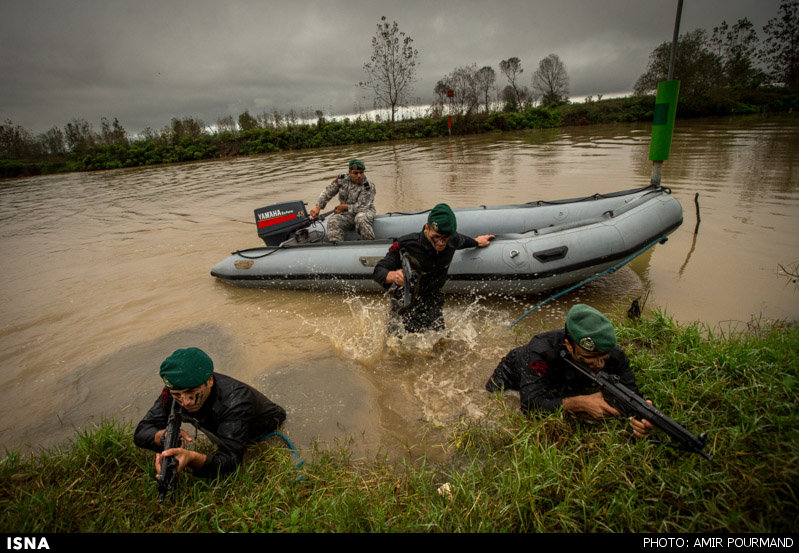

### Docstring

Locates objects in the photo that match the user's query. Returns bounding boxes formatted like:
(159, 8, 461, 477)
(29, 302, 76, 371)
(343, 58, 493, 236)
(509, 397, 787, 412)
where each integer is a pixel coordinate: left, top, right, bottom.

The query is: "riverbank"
(2, 88, 798, 179)
(2, 310, 796, 533)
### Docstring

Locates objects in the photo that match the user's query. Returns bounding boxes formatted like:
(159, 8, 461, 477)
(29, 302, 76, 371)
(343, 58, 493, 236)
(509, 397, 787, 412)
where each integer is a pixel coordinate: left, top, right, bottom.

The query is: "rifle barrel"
(559, 350, 711, 460)
(156, 400, 182, 502)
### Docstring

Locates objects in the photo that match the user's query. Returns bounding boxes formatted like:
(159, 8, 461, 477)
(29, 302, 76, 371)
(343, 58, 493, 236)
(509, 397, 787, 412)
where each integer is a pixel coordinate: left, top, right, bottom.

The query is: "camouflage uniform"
(317, 174, 376, 241)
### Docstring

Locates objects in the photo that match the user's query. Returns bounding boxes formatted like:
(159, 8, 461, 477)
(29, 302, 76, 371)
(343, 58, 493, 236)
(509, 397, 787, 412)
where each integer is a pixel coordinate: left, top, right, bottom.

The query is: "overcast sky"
(0, 0, 781, 136)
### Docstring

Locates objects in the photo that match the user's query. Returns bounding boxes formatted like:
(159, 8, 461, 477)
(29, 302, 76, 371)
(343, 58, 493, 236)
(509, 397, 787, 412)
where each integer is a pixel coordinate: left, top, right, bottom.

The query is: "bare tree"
(142, 127, 156, 142)
(238, 110, 259, 131)
(261, 109, 284, 129)
(64, 118, 96, 154)
(164, 117, 205, 145)
(760, 0, 799, 88)
(360, 16, 419, 124)
(100, 116, 128, 146)
(431, 80, 450, 117)
(434, 64, 480, 116)
(532, 54, 570, 106)
(499, 57, 529, 110)
(711, 18, 764, 88)
(474, 66, 496, 113)
(38, 126, 66, 156)
(216, 115, 237, 135)
(499, 85, 517, 109)
(0, 119, 38, 158)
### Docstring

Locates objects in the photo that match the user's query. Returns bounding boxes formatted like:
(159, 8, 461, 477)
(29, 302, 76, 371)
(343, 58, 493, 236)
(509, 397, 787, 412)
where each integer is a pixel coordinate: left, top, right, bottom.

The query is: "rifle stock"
(157, 399, 182, 503)
(559, 350, 712, 460)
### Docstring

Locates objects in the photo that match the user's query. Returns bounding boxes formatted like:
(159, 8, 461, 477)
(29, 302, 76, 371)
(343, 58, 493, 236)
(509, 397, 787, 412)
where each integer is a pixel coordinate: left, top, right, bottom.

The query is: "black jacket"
(134, 373, 286, 477)
(373, 229, 479, 331)
(374, 230, 478, 298)
(487, 328, 642, 415)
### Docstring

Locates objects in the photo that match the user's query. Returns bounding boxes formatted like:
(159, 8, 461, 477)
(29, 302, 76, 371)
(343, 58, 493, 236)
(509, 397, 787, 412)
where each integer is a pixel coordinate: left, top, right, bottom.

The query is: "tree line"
(1, 1, 797, 179)
(419, 1, 797, 119)
(429, 53, 570, 118)
(632, 2, 799, 115)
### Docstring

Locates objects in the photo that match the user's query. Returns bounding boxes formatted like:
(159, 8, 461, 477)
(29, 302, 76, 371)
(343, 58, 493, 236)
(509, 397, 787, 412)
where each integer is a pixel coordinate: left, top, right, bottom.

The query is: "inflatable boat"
(210, 185, 683, 295)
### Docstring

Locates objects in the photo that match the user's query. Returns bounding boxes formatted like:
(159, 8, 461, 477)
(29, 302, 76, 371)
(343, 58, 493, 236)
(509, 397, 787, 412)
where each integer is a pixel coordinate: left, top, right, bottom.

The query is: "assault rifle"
(559, 350, 712, 460)
(157, 399, 182, 503)
(398, 249, 418, 312)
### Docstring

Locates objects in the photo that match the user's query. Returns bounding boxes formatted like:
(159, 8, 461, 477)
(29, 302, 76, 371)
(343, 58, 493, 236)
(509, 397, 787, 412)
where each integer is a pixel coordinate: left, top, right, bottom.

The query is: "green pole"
(650, 0, 683, 186)
(649, 79, 680, 163)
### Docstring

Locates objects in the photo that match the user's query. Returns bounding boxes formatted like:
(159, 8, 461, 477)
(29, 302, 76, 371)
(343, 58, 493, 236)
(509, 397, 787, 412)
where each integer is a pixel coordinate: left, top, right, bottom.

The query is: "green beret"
(427, 203, 457, 235)
(159, 347, 214, 389)
(565, 304, 616, 352)
(349, 159, 365, 170)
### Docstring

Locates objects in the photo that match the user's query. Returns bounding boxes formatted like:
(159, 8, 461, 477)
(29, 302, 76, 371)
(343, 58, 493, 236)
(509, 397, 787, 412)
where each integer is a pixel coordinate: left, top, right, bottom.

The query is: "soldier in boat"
(309, 159, 376, 241)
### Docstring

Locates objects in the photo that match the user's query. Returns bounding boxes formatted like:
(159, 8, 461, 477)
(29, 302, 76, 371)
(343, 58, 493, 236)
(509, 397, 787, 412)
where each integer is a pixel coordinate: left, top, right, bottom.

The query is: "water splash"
(301, 293, 525, 426)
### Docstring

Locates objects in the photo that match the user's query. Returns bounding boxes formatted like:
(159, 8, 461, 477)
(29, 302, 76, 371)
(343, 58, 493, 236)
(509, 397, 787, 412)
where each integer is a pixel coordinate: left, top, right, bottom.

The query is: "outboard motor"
(254, 201, 312, 246)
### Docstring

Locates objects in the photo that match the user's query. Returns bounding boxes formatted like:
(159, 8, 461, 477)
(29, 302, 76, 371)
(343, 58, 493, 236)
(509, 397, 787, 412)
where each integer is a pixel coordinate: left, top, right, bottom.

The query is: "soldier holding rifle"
(373, 203, 494, 334)
(486, 304, 656, 437)
(134, 348, 286, 482)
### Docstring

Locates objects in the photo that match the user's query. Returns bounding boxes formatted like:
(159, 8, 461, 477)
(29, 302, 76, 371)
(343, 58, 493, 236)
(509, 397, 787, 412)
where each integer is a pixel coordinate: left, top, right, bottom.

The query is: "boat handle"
(533, 246, 568, 263)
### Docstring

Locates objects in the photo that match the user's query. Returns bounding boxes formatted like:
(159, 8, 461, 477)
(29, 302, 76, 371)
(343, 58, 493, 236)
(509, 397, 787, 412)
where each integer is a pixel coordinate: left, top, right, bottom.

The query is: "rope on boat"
(509, 235, 669, 329)
(385, 186, 667, 215)
(524, 184, 666, 207)
(234, 217, 330, 259)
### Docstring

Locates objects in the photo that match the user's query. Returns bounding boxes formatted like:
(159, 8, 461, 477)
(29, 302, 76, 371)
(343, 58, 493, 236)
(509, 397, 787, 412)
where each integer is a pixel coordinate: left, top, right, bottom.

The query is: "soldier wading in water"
(373, 203, 494, 333)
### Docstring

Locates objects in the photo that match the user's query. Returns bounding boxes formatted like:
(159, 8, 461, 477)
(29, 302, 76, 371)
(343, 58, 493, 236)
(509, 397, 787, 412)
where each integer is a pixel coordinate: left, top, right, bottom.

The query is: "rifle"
(398, 249, 418, 313)
(559, 350, 712, 460)
(157, 399, 182, 503)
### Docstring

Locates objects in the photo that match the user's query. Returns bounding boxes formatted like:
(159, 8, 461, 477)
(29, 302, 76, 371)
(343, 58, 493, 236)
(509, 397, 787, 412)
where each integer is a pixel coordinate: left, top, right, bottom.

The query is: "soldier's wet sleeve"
(454, 233, 479, 250)
(257, 399, 287, 436)
(520, 379, 563, 414)
(373, 241, 401, 289)
(486, 349, 516, 391)
(316, 178, 342, 209)
(133, 396, 170, 453)
(517, 354, 563, 414)
(191, 403, 253, 478)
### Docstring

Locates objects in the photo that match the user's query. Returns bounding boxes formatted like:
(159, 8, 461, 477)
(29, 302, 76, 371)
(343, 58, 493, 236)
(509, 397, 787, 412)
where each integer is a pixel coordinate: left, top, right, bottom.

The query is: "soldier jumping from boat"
(373, 203, 494, 333)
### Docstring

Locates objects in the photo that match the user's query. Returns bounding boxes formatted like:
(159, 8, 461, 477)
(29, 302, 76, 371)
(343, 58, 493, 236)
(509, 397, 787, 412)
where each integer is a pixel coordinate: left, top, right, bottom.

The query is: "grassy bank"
(3, 89, 798, 179)
(1, 310, 797, 533)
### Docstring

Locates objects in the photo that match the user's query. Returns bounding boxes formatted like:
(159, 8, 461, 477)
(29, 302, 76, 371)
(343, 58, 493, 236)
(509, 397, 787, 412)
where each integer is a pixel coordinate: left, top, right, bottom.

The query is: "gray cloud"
(0, 0, 780, 135)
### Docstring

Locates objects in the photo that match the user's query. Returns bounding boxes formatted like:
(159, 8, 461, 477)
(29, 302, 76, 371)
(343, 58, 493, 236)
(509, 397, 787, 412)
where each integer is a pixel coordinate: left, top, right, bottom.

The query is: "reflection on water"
(0, 114, 796, 459)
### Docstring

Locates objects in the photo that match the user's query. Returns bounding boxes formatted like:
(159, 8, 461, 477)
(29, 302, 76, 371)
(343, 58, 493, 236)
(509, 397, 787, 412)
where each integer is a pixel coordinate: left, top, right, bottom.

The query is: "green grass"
(1, 310, 797, 532)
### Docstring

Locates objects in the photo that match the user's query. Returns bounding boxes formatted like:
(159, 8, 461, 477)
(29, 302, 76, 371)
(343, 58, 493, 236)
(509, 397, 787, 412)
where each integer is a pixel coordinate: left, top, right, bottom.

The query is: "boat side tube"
(209, 186, 683, 295)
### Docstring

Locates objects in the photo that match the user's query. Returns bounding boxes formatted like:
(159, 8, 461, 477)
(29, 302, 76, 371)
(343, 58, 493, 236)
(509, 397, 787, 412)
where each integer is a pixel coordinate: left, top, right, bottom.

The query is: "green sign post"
(649, 80, 680, 162)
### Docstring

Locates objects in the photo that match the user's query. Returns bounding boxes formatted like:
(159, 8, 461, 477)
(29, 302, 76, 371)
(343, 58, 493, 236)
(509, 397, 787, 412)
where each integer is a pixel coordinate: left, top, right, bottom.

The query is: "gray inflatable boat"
(210, 185, 683, 295)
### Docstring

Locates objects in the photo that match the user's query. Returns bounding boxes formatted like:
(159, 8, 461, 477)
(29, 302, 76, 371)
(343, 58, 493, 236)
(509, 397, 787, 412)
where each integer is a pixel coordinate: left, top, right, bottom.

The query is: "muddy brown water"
(1, 114, 797, 460)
